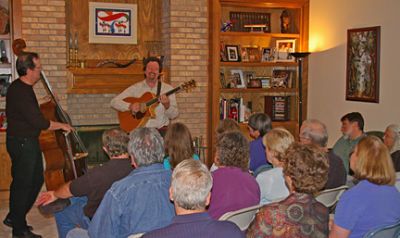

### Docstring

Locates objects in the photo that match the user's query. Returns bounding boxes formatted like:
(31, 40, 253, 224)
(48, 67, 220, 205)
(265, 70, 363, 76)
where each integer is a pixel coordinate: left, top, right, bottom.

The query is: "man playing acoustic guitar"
(111, 57, 179, 134)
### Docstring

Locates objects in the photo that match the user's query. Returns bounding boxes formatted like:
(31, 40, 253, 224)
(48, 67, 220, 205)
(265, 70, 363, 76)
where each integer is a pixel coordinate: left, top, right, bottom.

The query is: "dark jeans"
(6, 136, 44, 234)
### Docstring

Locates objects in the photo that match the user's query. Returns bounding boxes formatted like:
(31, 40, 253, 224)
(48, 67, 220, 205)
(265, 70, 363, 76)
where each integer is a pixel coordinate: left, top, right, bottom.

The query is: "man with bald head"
(300, 119, 347, 189)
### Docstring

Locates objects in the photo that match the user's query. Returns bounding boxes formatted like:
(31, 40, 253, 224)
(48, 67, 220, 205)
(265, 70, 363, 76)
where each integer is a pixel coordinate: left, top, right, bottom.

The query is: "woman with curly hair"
(256, 128, 294, 205)
(247, 143, 329, 237)
(163, 122, 199, 170)
(208, 131, 260, 219)
(330, 136, 400, 238)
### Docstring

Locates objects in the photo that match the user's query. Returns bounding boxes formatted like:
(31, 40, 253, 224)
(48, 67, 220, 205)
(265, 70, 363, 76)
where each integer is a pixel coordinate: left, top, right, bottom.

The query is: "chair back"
(363, 220, 400, 238)
(395, 172, 400, 192)
(315, 185, 348, 208)
(219, 204, 263, 231)
(127, 233, 144, 238)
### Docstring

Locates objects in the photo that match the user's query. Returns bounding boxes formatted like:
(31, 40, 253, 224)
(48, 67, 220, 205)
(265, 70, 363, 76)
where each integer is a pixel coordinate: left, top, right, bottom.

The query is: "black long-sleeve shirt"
(6, 79, 50, 137)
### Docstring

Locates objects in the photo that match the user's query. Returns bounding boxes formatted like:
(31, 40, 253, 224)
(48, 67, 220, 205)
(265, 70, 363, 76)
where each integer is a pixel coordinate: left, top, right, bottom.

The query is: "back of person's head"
(128, 127, 164, 167)
(16, 52, 39, 77)
(164, 122, 194, 169)
(216, 131, 249, 170)
(216, 118, 241, 137)
(283, 143, 329, 194)
(300, 119, 329, 147)
(353, 136, 396, 185)
(384, 124, 400, 153)
(248, 112, 272, 137)
(171, 159, 212, 211)
(341, 112, 364, 131)
(263, 127, 294, 162)
(102, 128, 129, 158)
(143, 56, 163, 73)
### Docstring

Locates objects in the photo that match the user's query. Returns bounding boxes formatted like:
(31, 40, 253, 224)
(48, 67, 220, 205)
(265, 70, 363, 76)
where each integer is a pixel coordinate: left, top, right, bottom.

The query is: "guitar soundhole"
(134, 111, 145, 119)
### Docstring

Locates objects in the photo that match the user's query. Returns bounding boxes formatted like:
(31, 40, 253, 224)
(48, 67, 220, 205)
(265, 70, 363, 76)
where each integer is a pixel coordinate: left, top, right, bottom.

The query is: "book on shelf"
(229, 12, 271, 32)
(264, 96, 290, 121)
(219, 97, 245, 123)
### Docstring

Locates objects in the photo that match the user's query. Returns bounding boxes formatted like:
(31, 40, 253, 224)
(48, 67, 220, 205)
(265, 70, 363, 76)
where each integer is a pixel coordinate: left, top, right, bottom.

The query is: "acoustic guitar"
(118, 79, 196, 132)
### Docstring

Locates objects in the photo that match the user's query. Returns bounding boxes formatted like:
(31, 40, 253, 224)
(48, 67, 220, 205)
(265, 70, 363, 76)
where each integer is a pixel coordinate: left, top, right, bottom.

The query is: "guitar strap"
(156, 80, 162, 97)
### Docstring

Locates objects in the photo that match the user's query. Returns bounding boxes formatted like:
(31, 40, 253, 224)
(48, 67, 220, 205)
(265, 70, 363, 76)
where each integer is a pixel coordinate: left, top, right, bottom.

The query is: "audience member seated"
(143, 159, 244, 238)
(208, 131, 260, 219)
(384, 124, 400, 171)
(330, 136, 400, 238)
(247, 143, 329, 237)
(210, 119, 241, 172)
(300, 119, 347, 189)
(35, 128, 133, 238)
(67, 128, 175, 238)
(163, 122, 199, 170)
(248, 113, 273, 174)
(256, 128, 293, 205)
(332, 112, 365, 174)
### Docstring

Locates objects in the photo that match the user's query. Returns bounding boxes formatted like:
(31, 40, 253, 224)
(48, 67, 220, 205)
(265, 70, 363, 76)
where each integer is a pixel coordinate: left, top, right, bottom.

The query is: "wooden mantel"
(67, 63, 168, 94)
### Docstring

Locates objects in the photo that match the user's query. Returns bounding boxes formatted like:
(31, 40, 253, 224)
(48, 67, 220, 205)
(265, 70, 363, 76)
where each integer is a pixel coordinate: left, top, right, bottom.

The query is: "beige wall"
(308, 0, 400, 147)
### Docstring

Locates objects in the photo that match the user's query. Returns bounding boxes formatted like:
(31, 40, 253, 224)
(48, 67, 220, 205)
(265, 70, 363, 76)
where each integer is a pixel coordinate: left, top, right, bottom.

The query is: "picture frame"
(346, 26, 380, 103)
(261, 47, 272, 62)
(242, 46, 260, 62)
(0, 74, 11, 97)
(88, 2, 138, 44)
(275, 39, 296, 62)
(272, 69, 292, 88)
(240, 47, 249, 62)
(243, 71, 256, 87)
(226, 45, 240, 62)
(230, 69, 245, 88)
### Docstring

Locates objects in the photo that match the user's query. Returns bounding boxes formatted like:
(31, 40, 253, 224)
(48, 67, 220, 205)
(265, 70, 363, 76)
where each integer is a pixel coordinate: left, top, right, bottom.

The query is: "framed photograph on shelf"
(89, 2, 138, 44)
(272, 69, 292, 88)
(0, 74, 11, 97)
(243, 71, 257, 87)
(241, 45, 260, 62)
(275, 39, 296, 62)
(346, 26, 380, 103)
(261, 47, 273, 62)
(240, 47, 249, 62)
(226, 45, 240, 62)
(230, 69, 245, 88)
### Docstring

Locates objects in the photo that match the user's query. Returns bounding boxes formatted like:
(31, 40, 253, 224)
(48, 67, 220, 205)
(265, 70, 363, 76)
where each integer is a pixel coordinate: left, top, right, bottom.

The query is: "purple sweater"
(208, 167, 260, 219)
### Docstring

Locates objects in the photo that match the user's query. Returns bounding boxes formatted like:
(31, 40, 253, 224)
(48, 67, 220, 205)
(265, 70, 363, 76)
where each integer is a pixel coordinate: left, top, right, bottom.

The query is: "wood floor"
(0, 191, 58, 238)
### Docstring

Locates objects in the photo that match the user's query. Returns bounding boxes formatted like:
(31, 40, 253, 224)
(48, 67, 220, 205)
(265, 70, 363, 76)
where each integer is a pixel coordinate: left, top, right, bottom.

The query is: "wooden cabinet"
(0, 132, 11, 190)
(208, 0, 309, 164)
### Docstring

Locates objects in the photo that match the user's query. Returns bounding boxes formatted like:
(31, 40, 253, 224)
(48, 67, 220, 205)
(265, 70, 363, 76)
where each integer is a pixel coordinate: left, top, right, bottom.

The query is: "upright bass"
(12, 39, 88, 193)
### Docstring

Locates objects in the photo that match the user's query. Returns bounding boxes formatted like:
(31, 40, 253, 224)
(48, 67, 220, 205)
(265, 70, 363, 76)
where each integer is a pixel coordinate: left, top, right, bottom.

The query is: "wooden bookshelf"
(208, 0, 309, 165)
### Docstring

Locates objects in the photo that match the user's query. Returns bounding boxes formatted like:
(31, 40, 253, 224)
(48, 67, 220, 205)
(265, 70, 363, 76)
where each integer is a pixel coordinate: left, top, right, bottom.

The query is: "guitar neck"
(145, 86, 181, 107)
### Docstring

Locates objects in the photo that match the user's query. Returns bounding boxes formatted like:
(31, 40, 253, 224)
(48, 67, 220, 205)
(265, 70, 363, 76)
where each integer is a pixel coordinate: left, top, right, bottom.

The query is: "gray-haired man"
(300, 119, 347, 189)
(143, 159, 243, 238)
(67, 127, 175, 238)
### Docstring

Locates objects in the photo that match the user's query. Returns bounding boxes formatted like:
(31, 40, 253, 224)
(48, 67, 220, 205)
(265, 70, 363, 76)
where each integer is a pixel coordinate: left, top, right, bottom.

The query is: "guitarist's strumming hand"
(129, 102, 141, 114)
(159, 94, 170, 110)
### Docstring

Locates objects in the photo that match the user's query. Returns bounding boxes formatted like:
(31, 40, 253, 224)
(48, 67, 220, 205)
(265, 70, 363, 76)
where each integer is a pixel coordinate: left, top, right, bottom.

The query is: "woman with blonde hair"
(163, 122, 199, 170)
(256, 127, 294, 204)
(330, 136, 400, 238)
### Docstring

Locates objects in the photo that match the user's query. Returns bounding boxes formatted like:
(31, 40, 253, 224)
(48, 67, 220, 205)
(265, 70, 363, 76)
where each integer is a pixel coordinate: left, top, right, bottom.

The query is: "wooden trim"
(221, 32, 300, 38)
(12, 0, 22, 39)
(67, 64, 168, 94)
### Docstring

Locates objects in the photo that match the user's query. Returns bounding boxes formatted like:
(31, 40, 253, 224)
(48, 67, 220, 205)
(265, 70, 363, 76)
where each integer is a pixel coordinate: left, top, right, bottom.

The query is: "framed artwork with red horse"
(89, 2, 137, 44)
